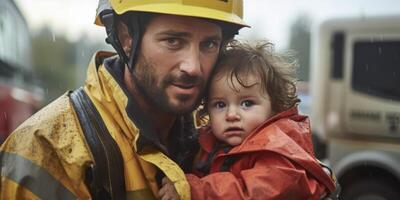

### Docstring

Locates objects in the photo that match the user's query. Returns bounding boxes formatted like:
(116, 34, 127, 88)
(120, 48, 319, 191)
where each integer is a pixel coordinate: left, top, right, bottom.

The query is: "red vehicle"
(0, 0, 43, 143)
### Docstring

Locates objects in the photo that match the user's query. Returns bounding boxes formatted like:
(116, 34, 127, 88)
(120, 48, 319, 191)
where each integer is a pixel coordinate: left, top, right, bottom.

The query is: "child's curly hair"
(207, 40, 300, 113)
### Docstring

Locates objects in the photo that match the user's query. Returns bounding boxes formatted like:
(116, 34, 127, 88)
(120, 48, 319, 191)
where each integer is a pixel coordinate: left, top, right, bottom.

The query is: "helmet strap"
(101, 11, 146, 73)
(101, 11, 131, 69)
(123, 13, 143, 73)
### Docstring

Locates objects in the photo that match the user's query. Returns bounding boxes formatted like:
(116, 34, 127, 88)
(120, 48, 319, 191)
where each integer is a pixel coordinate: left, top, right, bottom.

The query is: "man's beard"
(130, 55, 204, 115)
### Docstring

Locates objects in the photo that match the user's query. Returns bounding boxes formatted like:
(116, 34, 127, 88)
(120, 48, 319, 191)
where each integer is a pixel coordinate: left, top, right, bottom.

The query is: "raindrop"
(81, 49, 85, 57)
(365, 64, 369, 71)
(378, 47, 382, 54)
(3, 112, 7, 120)
(52, 32, 56, 42)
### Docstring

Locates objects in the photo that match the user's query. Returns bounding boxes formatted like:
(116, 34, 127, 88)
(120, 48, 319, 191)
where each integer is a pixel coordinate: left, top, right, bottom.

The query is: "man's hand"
(158, 177, 181, 200)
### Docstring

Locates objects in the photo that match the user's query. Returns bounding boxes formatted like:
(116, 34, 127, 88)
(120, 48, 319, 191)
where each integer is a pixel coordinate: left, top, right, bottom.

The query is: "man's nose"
(179, 47, 201, 76)
(226, 106, 240, 122)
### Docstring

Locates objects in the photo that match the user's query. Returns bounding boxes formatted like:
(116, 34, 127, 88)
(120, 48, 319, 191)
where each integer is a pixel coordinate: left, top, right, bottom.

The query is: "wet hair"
(207, 40, 300, 113)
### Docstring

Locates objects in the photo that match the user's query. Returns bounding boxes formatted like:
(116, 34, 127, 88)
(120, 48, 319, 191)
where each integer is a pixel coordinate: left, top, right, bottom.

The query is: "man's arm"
(0, 94, 91, 199)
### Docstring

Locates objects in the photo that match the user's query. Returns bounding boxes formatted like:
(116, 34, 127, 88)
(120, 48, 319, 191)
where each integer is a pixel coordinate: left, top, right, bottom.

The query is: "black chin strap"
(100, 11, 143, 72)
(125, 13, 142, 73)
(101, 11, 129, 66)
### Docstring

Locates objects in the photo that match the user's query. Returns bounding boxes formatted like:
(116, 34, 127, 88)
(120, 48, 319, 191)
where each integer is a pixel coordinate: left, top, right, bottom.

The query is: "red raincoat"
(186, 107, 336, 200)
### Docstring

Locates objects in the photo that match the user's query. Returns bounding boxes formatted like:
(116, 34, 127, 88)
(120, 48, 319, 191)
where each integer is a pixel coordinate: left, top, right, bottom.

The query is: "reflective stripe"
(0, 152, 75, 200)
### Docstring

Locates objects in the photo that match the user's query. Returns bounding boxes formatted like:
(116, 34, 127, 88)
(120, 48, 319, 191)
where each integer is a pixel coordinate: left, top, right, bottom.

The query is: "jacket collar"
(84, 51, 171, 154)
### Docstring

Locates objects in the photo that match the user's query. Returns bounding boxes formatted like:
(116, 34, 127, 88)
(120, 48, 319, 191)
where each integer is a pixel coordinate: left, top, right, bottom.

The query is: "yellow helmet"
(95, 0, 248, 72)
(95, 0, 248, 29)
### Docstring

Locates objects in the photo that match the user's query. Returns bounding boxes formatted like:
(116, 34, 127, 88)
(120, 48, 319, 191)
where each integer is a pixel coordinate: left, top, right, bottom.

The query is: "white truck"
(310, 15, 400, 199)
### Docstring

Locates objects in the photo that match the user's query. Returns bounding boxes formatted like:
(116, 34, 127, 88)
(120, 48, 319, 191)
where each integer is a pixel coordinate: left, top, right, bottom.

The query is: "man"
(0, 0, 247, 199)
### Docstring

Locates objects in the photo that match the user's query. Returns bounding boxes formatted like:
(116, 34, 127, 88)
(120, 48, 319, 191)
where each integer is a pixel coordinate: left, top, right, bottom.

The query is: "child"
(159, 41, 336, 200)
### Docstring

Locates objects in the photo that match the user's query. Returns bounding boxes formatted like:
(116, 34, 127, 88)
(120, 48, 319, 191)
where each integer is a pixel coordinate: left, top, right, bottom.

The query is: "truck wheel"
(342, 178, 400, 200)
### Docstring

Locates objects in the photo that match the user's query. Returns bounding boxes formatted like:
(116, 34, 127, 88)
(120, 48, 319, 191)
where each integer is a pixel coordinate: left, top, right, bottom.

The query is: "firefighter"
(0, 0, 248, 199)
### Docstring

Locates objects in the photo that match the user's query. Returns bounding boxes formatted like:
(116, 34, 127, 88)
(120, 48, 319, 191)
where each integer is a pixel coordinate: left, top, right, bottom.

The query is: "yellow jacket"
(0, 52, 191, 200)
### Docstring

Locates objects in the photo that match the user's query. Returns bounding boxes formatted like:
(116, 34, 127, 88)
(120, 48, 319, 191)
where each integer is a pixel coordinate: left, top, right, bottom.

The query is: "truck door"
(343, 30, 400, 138)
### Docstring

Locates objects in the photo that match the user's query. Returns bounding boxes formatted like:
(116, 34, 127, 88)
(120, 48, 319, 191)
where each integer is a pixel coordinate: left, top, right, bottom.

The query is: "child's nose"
(226, 107, 240, 121)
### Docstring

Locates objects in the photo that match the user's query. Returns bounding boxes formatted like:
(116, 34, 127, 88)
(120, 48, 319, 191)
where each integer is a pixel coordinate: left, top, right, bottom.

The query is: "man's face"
(132, 14, 222, 114)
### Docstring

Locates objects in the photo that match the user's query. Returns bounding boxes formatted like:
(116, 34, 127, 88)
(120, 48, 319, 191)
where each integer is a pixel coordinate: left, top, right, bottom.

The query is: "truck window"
(352, 41, 400, 101)
(332, 32, 345, 79)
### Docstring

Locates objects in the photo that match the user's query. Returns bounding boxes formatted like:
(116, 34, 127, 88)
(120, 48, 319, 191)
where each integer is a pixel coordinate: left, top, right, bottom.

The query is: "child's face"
(207, 72, 273, 146)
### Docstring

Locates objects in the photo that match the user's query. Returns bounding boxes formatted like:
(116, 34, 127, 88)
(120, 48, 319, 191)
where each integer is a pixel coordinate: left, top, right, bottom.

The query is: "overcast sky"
(14, 0, 400, 49)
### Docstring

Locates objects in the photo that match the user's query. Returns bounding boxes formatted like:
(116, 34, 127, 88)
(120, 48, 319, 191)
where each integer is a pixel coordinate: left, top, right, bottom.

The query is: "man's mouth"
(167, 74, 202, 96)
(170, 82, 199, 96)
(173, 82, 196, 89)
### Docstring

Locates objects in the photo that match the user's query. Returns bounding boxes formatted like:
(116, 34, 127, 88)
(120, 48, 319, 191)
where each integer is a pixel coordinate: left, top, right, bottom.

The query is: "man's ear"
(117, 21, 133, 56)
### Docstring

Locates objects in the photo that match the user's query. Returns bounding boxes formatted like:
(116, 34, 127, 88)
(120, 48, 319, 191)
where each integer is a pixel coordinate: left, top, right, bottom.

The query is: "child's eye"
(214, 101, 226, 109)
(241, 100, 254, 108)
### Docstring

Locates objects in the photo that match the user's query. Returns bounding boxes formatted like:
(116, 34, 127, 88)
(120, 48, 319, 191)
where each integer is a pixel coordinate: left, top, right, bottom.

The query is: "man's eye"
(205, 41, 216, 48)
(163, 38, 182, 49)
(202, 40, 219, 51)
(167, 38, 178, 45)
(241, 100, 254, 108)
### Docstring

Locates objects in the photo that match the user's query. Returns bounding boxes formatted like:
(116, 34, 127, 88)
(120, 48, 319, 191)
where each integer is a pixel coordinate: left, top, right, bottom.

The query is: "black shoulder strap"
(70, 87, 126, 200)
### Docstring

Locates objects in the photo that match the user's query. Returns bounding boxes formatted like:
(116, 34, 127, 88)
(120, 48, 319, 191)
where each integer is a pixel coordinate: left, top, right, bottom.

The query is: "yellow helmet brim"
(118, 3, 248, 27)
(95, 0, 249, 28)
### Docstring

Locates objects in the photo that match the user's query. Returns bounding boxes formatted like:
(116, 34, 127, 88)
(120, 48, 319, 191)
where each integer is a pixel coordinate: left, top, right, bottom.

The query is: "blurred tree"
(31, 27, 77, 104)
(74, 33, 112, 85)
(288, 14, 311, 82)
(31, 26, 109, 105)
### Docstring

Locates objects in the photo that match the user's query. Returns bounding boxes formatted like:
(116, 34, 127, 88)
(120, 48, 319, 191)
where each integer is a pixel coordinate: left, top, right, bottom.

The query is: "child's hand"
(158, 177, 180, 200)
